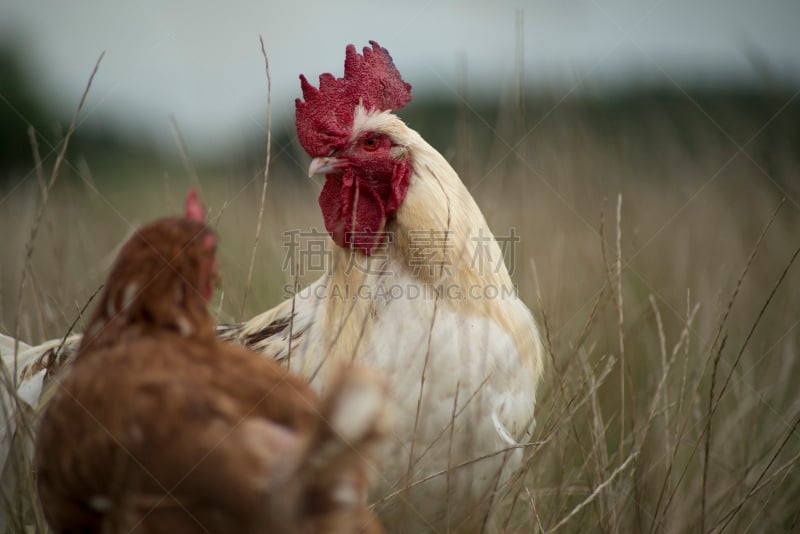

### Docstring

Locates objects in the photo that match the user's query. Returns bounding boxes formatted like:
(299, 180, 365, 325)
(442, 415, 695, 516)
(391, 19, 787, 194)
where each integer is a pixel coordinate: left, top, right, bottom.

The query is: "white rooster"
(2, 41, 544, 532)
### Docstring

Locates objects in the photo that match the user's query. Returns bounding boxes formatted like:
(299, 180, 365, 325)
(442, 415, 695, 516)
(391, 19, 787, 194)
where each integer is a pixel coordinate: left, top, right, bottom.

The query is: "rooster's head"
(295, 41, 413, 255)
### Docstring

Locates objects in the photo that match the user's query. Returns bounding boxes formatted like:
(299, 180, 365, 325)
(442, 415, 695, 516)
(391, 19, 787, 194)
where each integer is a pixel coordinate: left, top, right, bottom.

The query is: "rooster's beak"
(308, 157, 345, 177)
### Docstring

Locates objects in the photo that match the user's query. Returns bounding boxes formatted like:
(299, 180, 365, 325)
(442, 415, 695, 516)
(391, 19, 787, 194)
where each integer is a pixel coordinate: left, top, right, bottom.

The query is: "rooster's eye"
(363, 136, 379, 151)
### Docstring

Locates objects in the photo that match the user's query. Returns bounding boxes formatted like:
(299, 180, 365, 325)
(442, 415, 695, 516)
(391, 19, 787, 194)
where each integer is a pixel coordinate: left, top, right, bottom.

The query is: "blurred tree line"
(0, 43, 49, 182)
(2, 38, 797, 195)
(0, 41, 161, 188)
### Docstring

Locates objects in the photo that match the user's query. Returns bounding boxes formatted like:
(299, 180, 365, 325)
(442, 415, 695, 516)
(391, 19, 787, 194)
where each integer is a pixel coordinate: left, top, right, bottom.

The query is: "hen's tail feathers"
(314, 366, 391, 480)
(299, 366, 392, 530)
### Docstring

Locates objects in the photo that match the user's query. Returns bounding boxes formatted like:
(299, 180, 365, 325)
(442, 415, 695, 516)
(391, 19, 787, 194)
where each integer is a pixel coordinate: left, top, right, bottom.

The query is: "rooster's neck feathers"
(350, 106, 512, 294)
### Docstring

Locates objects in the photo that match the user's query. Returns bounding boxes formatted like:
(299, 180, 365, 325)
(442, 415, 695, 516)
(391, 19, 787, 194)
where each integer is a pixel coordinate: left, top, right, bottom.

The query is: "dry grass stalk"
(240, 36, 273, 319)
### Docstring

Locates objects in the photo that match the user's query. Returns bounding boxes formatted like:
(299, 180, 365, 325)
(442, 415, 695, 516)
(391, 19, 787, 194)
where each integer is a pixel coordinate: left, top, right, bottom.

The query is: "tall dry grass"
(1, 60, 799, 532)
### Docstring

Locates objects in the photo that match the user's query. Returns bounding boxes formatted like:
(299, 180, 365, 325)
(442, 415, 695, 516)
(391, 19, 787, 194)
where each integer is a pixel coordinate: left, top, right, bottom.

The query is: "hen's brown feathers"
(79, 217, 217, 355)
(35, 208, 387, 534)
(37, 333, 319, 533)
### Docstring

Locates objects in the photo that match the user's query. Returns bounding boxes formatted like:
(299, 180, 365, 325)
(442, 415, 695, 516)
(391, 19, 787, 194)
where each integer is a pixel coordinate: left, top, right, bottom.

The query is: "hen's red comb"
(295, 41, 412, 157)
(184, 187, 205, 222)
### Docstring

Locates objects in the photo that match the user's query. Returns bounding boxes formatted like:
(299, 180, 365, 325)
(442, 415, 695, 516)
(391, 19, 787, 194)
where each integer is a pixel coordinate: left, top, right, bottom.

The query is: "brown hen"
(35, 190, 388, 534)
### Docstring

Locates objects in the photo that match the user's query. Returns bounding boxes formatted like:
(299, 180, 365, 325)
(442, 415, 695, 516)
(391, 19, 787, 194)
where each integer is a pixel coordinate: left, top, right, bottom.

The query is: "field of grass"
(1, 79, 799, 532)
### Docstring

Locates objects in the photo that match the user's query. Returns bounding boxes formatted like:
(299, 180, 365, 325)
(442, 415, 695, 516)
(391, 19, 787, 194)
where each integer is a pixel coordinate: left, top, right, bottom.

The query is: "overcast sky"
(2, 0, 799, 158)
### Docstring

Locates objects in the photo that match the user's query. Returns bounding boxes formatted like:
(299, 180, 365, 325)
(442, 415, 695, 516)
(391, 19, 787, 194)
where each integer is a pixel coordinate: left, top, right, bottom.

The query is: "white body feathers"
(237, 108, 544, 531)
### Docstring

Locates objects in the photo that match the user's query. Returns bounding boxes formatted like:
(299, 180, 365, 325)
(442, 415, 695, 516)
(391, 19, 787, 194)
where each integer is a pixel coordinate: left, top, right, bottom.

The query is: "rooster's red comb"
(295, 41, 412, 157)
